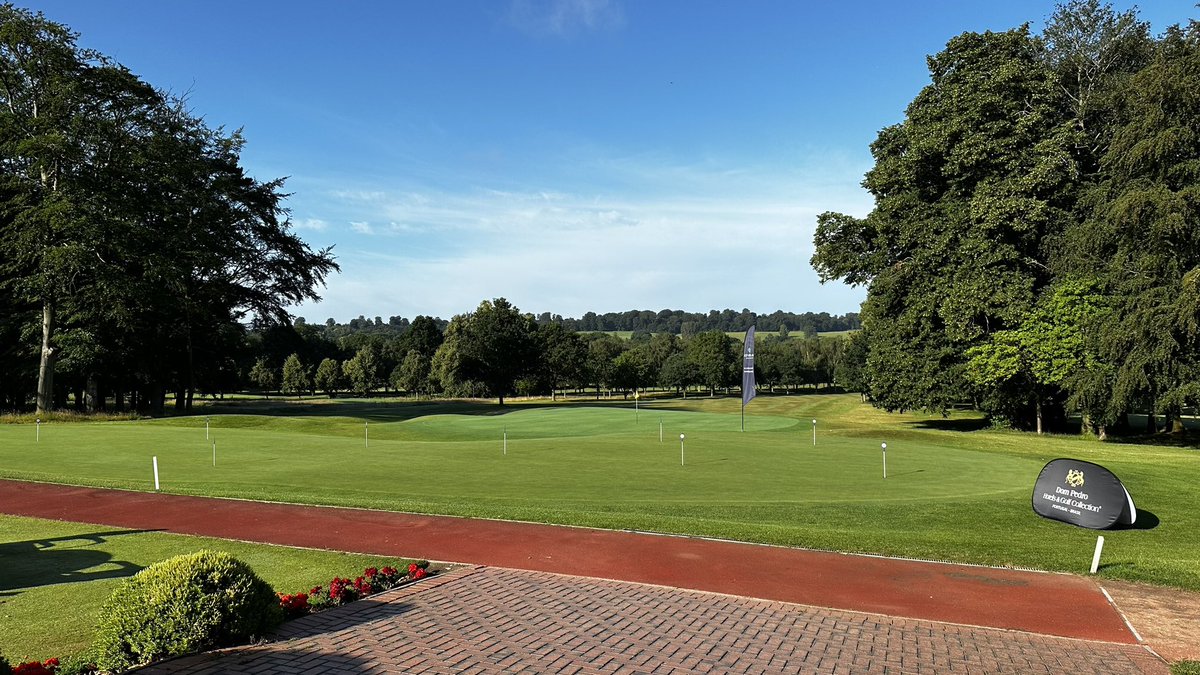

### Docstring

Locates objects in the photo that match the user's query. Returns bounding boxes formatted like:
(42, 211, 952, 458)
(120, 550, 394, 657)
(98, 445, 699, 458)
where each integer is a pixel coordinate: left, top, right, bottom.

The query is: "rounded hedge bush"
(92, 550, 282, 672)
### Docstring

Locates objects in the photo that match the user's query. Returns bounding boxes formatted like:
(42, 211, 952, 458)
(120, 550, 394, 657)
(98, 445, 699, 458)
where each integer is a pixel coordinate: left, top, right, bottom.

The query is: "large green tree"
(812, 26, 1076, 421)
(437, 298, 538, 405)
(0, 6, 337, 415)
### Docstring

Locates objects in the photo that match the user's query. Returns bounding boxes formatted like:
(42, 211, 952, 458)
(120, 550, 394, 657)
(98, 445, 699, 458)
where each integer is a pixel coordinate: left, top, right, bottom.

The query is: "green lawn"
(0, 394, 1197, 592)
(0, 515, 416, 663)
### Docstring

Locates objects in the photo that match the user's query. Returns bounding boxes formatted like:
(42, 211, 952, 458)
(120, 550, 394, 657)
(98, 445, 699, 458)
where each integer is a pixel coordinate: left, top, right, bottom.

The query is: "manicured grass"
(0, 394, 1197, 591)
(0, 514, 415, 663)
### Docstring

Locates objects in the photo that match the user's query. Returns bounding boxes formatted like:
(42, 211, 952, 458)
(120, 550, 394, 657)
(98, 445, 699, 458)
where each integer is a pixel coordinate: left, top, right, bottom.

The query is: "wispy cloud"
(295, 157, 872, 321)
(349, 221, 374, 234)
(506, 0, 625, 37)
(292, 217, 328, 231)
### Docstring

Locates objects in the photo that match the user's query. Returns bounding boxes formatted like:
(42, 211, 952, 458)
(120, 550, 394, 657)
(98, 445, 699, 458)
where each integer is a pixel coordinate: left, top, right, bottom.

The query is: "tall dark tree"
(0, 6, 338, 414)
(441, 298, 538, 405)
(812, 26, 1075, 420)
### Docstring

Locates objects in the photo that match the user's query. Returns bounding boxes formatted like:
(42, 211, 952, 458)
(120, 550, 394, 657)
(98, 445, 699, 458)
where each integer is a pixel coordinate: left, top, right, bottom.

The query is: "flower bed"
(280, 561, 433, 617)
(7, 561, 436, 674)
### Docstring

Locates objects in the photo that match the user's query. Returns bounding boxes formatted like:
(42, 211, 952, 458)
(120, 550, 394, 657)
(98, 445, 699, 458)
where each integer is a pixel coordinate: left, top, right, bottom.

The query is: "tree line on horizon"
(252, 298, 858, 406)
(812, 1, 1200, 438)
(303, 307, 860, 340)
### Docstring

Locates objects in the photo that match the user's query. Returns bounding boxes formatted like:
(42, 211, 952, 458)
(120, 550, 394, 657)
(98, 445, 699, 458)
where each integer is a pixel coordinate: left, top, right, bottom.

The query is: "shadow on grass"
(1114, 509, 1160, 531)
(1106, 432, 1200, 450)
(908, 418, 991, 432)
(191, 397, 708, 424)
(0, 530, 156, 594)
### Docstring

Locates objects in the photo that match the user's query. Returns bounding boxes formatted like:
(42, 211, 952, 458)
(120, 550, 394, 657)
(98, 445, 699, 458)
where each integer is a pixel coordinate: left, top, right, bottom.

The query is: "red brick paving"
(0, 480, 1136, 644)
(140, 567, 1166, 675)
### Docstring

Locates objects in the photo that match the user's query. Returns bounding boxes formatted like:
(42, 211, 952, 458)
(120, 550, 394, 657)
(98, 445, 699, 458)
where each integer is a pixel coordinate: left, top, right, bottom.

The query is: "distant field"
(0, 394, 1196, 590)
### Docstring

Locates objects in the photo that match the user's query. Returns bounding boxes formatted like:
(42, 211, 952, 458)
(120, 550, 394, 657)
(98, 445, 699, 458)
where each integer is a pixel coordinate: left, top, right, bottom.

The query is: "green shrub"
(92, 550, 282, 672)
(0, 651, 10, 675)
(1172, 661, 1200, 675)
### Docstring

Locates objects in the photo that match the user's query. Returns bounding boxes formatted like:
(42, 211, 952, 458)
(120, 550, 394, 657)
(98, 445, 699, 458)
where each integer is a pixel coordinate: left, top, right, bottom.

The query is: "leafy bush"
(92, 550, 282, 672)
(1172, 661, 1200, 675)
(0, 651, 10, 675)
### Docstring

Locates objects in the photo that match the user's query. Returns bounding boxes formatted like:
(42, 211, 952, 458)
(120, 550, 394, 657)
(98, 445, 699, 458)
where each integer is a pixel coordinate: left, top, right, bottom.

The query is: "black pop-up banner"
(1031, 458, 1137, 529)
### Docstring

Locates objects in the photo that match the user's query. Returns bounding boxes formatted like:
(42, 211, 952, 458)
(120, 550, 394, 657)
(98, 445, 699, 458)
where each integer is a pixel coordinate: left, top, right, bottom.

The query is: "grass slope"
(0, 394, 1196, 590)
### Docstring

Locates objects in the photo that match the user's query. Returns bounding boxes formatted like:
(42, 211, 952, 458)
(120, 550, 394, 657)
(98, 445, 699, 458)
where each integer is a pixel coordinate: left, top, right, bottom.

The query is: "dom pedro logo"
(1031, 459, 1137, 530)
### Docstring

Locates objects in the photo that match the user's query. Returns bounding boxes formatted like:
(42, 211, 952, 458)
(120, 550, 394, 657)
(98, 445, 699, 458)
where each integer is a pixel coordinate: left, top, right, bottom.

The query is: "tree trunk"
(1035, 399, 1043, 435)
(85, 374, 100, 412)
(1098, 424, 1108, 441)
(36, 300, 57, 415)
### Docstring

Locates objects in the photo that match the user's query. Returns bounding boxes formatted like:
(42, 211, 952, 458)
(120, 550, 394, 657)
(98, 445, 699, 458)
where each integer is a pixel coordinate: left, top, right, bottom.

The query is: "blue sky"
(20, 0, 1197, 322)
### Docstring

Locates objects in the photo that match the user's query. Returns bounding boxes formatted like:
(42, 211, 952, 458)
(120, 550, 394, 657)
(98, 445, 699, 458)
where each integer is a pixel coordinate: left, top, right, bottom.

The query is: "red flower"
(412, 568, 427, 580)
(408, 563, 419, 574)
(12, 658, 60, 675)
(364, 567, 378, 578)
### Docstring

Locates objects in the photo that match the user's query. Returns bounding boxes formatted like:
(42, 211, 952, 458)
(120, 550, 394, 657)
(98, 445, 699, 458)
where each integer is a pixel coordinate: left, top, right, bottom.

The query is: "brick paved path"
(142, 567, 1167, 675)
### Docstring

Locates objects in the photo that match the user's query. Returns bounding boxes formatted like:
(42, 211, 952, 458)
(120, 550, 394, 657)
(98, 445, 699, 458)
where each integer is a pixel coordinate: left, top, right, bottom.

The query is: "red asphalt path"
(0, 479, 1136, 644)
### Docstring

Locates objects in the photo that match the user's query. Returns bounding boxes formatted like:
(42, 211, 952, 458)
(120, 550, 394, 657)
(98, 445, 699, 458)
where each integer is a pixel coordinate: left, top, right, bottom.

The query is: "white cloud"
(349, 221, 374, 234)
(293, 218, 328, 231)
(295, 161, 872, 322)
(506, 0, 625, 37)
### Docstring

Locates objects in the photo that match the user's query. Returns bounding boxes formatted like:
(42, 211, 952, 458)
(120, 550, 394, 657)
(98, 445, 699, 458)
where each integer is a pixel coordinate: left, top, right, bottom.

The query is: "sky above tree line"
(19, 0, 1196, 322)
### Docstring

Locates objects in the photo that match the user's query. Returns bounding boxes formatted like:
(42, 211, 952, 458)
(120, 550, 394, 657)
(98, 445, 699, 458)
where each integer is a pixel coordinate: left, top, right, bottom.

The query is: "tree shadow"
(0, 530, 157, 595)
(273, 597, 416, 640)
(194, 398, 569, 423)
(908, 418, 990, 432)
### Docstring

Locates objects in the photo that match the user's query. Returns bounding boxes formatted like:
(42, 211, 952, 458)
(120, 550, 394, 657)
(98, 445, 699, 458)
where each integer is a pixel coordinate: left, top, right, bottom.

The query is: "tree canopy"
(0, 4, 337, 414)
(812, 1, 1198, 437)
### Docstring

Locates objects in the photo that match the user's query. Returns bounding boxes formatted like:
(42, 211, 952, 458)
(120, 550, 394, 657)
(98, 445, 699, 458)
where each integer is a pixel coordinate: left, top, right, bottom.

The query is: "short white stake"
(212, 440, 216, 467)
(503, 428, 507, 456)
(1090, 535, 1105, 574)
(206, 416, 210, 440)
(152, 456, 160, 491)
(812, 419, 817, 446)
(364, 421, 369, 448)
(882, 443, 887, 479)
(36, 418, 40, 443)
(680, 434, 685, 466)
(659, 419, 663, 443)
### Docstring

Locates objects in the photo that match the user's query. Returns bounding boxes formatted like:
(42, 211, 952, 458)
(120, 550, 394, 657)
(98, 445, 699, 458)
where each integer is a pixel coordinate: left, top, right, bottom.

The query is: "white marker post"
(882, 443, 887, 479)
(364, 421, 369, 448)
(205, 416, 210, 441)
(1090, 535, 1105, 574)
(680, 433, 686, 466)
(659, 419, 663, 443)
(812, 419, 817, 446)
(212, 440, 216, 467)
(503, 427, 507, 456)
(634, 390, 639, 424)
(36, 418, 40, 443)
(152, 456, 160, 491)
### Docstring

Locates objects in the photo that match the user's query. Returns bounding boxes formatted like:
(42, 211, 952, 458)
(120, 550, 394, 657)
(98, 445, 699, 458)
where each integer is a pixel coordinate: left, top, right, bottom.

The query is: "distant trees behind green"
(237, 299, 857, 405)
(811, 0, 1200, 438)
(311, 307, 859, 338)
